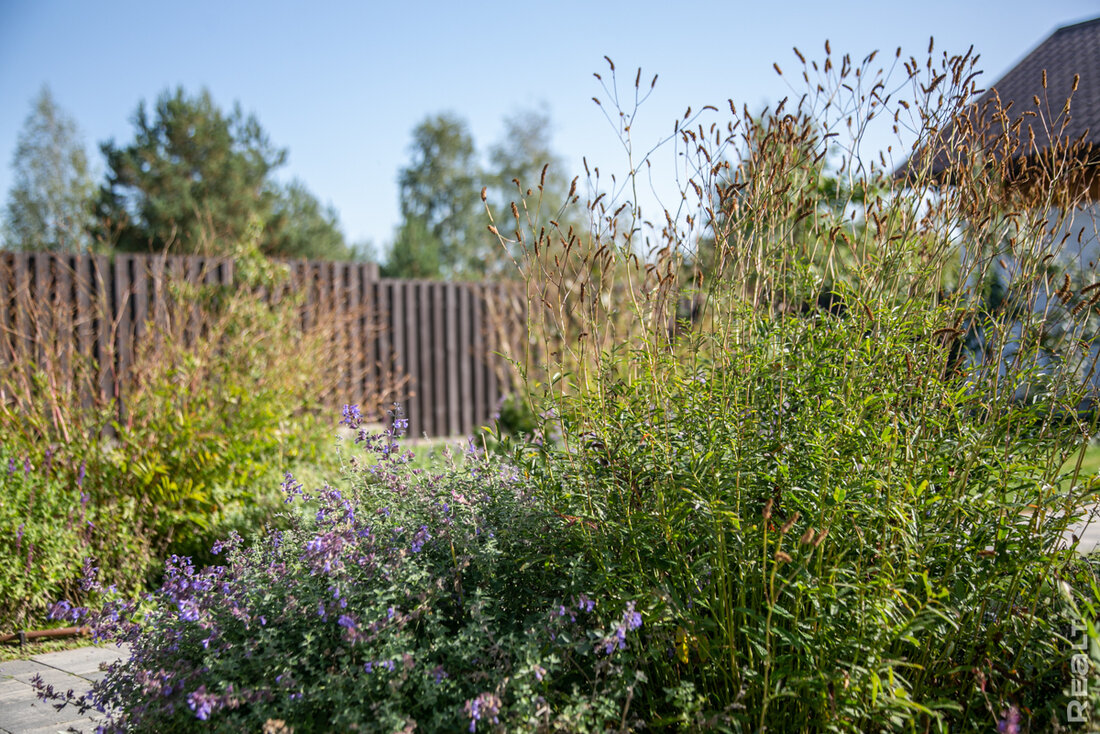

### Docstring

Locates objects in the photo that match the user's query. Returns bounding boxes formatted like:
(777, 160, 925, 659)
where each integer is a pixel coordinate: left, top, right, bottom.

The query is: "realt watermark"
(1067, 618, 1097, 728)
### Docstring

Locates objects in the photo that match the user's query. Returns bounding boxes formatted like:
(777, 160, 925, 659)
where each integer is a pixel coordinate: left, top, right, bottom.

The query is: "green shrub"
(0, 230, 341, 625)
(495, 47, 1100, 730)
(0, 447, 153, 629)
(39, 417, 652, 732)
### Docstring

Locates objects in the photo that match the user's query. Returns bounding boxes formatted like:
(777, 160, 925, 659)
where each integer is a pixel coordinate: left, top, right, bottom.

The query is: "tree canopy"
(384, 108, 576, 279)
(3, 86, 96, 252)
(96, 87, 346, 259)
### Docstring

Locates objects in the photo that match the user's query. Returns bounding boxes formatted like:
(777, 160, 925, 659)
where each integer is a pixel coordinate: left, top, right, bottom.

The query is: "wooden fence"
(0, 251, 527, 438)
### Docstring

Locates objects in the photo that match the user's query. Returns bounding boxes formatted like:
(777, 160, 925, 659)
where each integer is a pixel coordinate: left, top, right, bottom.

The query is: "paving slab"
(0, 645, 126, 734)
(30, 648, 124, 680)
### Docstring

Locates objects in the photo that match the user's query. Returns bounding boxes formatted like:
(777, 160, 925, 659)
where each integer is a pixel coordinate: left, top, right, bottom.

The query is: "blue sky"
(2, 0, 1098, 254)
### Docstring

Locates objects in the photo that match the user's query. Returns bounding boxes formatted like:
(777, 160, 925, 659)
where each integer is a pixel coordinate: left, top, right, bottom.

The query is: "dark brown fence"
(0, 251, 526, 438)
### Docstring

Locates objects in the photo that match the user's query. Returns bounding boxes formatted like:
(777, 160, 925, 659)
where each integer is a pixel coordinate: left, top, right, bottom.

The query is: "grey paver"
(31, 647, 124, 679)
(0, 645, 125, 734)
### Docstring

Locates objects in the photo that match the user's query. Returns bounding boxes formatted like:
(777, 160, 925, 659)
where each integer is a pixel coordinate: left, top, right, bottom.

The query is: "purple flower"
(623, 601, 642, 631)
(187, 687, 214, 721)
(341, 404, 363, 429)
(465, 692, 502, 732)
(410, 525, 431, 553)
(998, 706, 1021, 734)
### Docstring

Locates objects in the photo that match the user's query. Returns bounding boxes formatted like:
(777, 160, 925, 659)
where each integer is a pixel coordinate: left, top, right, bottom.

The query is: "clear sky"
(2, 0, 1098, 255)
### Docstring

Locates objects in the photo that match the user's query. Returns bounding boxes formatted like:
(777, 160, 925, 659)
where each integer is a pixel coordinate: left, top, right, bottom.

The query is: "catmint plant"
(35, 406, 649, 733)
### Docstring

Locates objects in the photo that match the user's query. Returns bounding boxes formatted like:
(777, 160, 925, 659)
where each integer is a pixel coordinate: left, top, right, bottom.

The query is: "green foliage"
(264, 179, 350, 260)
(108, 233, 337, 565)
(503, 51, 1100, 730)
(96, 87, 347, 260)
(57, 430, 651, 732)
(0, 446, 154, 631)
(3, 86, 96, 252)
(390, 112, 485, 279)
(0, 231, 342, 626)
(386, 107, 579, 279)
(97, 87, 285, 254)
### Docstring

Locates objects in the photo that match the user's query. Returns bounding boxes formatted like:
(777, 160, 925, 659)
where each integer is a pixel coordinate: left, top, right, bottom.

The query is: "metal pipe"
(0, 626, 89, 645)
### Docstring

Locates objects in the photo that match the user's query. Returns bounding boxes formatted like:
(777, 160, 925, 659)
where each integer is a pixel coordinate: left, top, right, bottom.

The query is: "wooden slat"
(0, 254, 12, 369)
(471, 282, 486, 430)
(401, 282, 418, 437)
(73, 255, 95, 409)
(485, 284, 500, 419)
(418, 282, 433, 438)
(54, 254, 74, 394)
(112, 255, 133, 423)
(387, 282, 404, 420)
(444, 282, 459, 436)
(374, 279, 391, 421)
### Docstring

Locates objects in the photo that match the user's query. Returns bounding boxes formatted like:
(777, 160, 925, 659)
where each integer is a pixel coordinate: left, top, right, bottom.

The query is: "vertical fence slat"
(0, 254, 12, 369)
(444, 283, 459, 436)
(374, 278, 391, 423)
(73, 255, 94, 409)
(471, 283, 486, 430)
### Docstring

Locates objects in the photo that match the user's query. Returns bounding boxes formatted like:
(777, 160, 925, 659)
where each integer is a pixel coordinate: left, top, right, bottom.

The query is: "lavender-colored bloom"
(77, 460, 86, 488)
(623, 601, 642, 631)
(177, 601, 200, 623)
(187, 688, 214, 721)
(337, 614, 356, 629)
(410, 525, 431, 553)
(341, 403, 363, 429)
(465, 692, 502, 732)
(998, 706, 1021, 734)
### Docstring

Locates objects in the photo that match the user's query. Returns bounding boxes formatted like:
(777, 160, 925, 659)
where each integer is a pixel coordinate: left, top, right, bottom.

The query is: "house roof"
(895, 16, 1100, 181)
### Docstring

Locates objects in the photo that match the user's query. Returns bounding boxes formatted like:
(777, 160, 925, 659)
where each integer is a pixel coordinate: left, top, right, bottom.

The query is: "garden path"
(0, 645, 125, 734)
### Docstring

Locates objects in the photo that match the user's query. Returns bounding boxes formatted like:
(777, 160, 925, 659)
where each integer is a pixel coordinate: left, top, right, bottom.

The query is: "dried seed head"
(800, 527, 816, 545)
(763, 498, 774, 520)
(480, 186, 487, 202)
(775, 551, 793, 563)
(780, 511, 800, 535)
(812, 528, 829, 547)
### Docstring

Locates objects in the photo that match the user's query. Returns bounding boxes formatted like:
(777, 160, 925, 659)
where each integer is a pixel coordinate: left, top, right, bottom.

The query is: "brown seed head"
(763, 498, 774, 520)
(781, 511, 801, 534)
(775, 551, 793, 563)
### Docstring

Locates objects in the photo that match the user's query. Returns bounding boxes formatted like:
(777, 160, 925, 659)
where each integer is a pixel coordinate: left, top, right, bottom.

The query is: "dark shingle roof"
(896, 16, 1100, 180)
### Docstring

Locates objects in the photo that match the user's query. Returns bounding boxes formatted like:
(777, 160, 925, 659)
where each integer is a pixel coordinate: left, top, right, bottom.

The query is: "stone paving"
(0, 645, 125, 734)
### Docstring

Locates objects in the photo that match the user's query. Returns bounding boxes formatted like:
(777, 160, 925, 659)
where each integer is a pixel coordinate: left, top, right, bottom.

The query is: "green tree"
(3, 86, 96, 252)
(383, 215, 442, 278)
(264, 179, 350, 260)
(97, 87, 286, 254)
(389, 113, 486, 279)
(487, 107, 578, 274)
